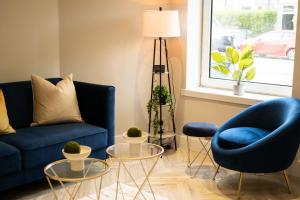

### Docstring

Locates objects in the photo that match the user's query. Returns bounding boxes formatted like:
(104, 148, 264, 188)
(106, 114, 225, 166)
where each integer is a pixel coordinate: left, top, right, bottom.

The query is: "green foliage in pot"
(153, 85, 170, 104)
(147, 85, 175, 135)
(211, 45, 256, 86)
(127, 127, 142, 137)
(64, 141, 81, 154)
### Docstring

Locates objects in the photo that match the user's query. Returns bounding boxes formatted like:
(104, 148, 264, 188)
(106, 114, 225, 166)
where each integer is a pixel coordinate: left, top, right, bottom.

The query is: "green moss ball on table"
(127, 127, 142, 137)
(64, 141, 81, 154)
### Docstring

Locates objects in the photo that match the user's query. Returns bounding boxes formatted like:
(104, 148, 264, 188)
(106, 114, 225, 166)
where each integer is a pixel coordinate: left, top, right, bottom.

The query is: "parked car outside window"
(240, 30, 295, 60)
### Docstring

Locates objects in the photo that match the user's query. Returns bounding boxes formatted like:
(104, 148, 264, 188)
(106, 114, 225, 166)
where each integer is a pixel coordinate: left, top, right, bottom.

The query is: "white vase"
(62, 145, 91, 171)
(129, 143, 141, 155)
(233, 84, 245, 96)
(70, 160, 85, 171)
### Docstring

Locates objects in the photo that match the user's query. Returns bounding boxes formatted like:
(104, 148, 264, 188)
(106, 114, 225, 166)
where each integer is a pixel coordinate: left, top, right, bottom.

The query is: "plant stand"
(147, 37, 177, 150)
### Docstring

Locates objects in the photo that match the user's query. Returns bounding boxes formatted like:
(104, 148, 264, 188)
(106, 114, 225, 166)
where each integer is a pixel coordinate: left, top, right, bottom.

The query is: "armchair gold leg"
(283, 170, 292, 194)
(237, 172, 244, 199)
(212, 165, 220, 181)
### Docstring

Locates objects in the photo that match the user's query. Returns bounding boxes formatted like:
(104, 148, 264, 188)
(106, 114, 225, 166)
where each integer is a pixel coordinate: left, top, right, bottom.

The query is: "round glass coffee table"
(44, 158, 110, 200)
(106, 143, 164, 200)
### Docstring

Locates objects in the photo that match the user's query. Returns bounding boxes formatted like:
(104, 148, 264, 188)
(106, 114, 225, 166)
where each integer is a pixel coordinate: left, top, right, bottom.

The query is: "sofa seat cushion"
(0, 123, 107, 169)
(0, 141, 21, 176)
(219, 127, 269, 149)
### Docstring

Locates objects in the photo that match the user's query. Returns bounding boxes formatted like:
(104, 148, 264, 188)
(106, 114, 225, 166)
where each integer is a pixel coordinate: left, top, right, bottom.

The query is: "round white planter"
(62, 145, 91, 171)
(122, 132, 148, 154)
(122, 131, 148, 144)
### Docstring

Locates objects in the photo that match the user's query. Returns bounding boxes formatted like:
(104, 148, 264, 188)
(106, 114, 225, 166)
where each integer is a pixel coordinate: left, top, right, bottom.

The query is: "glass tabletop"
(44, 158, 109, 182)
(106, 143, 164, 160)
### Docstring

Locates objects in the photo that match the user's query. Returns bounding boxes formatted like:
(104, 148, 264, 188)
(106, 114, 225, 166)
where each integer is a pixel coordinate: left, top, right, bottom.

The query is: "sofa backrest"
(0, 78, 61, 129)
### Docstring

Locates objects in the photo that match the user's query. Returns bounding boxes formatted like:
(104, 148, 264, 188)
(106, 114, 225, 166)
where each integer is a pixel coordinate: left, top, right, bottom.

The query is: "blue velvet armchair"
(211, 97, 300, 197)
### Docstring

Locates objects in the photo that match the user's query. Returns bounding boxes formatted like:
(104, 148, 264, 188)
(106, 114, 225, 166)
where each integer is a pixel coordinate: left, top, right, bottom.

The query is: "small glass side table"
(106, 143, 164, 200)
(44, 158, 110, 200)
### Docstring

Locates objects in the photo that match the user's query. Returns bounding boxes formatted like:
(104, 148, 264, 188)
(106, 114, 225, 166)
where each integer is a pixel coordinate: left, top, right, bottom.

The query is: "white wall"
(0, 0, 60, 82)
(59, 0, 170, 135)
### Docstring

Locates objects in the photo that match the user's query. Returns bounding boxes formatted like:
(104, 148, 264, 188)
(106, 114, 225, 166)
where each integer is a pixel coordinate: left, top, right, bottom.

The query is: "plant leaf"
(239, 58, 254, 70)
(212, 63, 230, 75)
(232, 70, 241, 80)
(211, 51, 225, 63)
(241, 45, 254, 60)
(245, 67, 256, 81)
(226, 47, 239, 64)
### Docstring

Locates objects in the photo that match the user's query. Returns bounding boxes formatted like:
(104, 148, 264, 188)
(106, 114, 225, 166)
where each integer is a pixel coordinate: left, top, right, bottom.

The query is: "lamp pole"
(145, 7, 178, 150)
(158, 7, 163, 146)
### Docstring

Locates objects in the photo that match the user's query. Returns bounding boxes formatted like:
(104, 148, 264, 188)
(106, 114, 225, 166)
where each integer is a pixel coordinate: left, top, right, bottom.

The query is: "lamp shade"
(143, 10, 180, 38)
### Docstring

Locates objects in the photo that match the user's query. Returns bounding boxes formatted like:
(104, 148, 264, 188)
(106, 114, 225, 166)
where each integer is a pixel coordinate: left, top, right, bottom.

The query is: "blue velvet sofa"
(0, 78, 115, 191)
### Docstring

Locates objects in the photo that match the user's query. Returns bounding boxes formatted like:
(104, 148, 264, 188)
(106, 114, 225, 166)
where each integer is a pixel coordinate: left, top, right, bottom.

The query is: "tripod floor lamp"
(143, 7, 180, 150)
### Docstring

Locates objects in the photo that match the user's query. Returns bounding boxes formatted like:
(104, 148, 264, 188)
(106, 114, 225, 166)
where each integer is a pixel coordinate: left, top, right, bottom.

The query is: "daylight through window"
(209, 0, 298, 86)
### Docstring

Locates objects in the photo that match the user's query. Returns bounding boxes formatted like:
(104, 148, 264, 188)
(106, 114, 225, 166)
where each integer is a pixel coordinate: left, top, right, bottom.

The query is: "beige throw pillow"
(31, 74, 83, 126)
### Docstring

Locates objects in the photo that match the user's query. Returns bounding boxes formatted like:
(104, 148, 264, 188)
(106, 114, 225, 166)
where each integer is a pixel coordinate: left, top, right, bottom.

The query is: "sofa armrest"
(74, 81, 115, 146)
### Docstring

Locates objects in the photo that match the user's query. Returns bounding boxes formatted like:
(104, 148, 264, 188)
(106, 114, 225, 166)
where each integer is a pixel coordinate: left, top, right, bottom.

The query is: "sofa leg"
(237, 172, 244, 199)
(283, 170, 292, 194)
(212, 165, 220, 181)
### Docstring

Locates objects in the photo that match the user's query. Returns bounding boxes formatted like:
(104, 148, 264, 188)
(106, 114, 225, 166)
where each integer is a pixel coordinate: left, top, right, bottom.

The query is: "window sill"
(181, 87, 284, 106)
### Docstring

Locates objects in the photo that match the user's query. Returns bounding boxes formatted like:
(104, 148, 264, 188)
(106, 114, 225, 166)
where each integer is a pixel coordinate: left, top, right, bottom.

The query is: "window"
(200, 0, 298, 96)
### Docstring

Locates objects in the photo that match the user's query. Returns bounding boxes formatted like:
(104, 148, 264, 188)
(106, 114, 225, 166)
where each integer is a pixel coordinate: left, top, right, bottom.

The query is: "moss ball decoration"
(127, 127, 142, 137)
(64, 141, 81, 154)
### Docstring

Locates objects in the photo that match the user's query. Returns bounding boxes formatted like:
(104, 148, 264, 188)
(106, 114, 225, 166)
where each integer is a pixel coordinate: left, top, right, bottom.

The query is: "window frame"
(199, 0, 293, 96)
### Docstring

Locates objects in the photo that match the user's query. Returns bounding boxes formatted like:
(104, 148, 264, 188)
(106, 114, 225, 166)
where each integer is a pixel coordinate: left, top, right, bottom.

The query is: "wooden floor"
(2, 148, 300, 200)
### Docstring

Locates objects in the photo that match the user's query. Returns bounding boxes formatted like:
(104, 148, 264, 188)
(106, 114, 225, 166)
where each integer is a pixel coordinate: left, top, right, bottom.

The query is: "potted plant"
(123, 127, 148, 153)
(122, 127, 148, 143)
(211, 45, 256, 95)
(147, 85, 175, 135)
(62, 141, 91, 171)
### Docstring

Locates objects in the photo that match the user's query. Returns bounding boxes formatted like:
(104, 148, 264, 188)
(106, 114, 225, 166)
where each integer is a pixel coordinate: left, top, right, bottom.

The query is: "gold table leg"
(198, 139, 217, 169)
(132, 156, 160, 200)
(112, 155, 160, 200)
(115, 161, 122, 200)
(94, 176, 103, 200)
(46, 176, 83, 200)
(188, 139, 209, 167)
(46, 176, 59, 200)
(187, 136, 191, 168)
(139, 160, 156, 200)
(186, 136, 216, 177)
(120, 161, 147, 200)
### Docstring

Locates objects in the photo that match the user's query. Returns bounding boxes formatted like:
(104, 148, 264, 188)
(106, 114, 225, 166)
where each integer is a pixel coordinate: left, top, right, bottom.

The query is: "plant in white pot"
(211, 45, 256, 95)
(123, 127, 148, 143)
(62, 141, 91, 171)
(123, 127, 148, 153)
